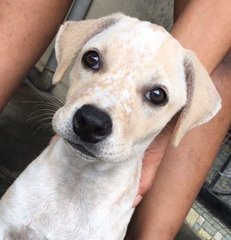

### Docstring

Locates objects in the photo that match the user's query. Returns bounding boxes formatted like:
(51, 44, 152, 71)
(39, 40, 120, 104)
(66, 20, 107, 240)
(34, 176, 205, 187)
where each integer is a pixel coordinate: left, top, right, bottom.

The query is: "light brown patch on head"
(53, 14, 123, 84)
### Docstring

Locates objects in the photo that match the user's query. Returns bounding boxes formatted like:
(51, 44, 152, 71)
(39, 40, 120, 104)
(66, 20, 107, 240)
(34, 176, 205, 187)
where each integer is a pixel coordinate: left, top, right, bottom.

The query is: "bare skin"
(0, 0, 73, 111)
(129, 0, 231, 239)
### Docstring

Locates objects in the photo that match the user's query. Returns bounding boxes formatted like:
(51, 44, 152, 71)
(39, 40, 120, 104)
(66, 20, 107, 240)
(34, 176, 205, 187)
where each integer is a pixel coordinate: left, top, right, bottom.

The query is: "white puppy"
(0, 13, 221, 240)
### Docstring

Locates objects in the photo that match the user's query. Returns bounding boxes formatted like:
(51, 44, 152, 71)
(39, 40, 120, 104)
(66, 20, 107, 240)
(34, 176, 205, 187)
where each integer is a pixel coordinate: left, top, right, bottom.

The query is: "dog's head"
(52, 13, 221, 163)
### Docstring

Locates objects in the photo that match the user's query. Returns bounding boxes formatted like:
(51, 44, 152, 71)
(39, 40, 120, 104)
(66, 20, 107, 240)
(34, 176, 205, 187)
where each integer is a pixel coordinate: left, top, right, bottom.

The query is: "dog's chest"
(32, 199, 132, 240)
(0, 140, 141, 240)
(27, 162, 138, 239)
(29, 180, 135, 240)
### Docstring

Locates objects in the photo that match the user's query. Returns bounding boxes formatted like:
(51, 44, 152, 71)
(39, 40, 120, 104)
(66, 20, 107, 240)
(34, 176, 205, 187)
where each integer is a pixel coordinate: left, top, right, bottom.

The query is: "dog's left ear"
(53, 13, 124, 84)
(171, 49, 221, 147)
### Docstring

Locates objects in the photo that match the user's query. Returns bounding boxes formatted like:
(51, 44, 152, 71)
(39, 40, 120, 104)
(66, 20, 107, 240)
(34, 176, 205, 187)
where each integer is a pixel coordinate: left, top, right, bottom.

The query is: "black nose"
(73, 105, 113, 143)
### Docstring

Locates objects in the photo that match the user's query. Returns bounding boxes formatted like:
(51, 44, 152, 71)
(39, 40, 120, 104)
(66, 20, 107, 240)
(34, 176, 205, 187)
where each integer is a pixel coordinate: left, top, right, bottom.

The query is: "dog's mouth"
(66, 140, 96, 158)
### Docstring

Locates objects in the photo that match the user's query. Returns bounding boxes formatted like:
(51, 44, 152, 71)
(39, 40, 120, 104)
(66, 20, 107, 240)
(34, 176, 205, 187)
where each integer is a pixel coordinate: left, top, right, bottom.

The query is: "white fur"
(0, 13, 220, 240)
(0, 138, 141, 240)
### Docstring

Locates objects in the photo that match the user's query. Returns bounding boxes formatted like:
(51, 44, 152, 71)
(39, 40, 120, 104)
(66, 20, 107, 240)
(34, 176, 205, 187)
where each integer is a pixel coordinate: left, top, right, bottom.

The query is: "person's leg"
(0, 0, 73, 111)
(127, 0, 231, 239)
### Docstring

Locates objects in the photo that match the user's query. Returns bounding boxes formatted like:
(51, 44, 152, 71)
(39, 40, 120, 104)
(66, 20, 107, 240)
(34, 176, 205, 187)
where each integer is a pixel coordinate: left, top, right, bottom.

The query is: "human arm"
(0, 0, 73, 112)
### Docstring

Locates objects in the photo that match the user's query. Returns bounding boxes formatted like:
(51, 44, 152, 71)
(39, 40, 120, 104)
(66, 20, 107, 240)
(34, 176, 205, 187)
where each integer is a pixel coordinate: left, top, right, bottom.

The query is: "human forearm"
(172, 0, 231, 73)
(0, 0, 72, 111)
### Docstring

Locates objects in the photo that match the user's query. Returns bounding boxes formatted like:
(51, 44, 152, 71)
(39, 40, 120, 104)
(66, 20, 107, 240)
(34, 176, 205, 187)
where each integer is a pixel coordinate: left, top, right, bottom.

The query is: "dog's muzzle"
(72, 104, 113, 144)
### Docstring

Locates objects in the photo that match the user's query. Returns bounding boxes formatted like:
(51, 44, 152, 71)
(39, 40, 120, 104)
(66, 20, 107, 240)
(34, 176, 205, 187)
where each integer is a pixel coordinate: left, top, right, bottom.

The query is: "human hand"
(133, 120, 175, 207)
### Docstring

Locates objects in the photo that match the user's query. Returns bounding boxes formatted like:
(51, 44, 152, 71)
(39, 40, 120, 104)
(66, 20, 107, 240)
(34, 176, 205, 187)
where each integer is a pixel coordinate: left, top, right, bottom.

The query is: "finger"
(139, 153, 160, 196)
(133, 122, 175, 207)
(133, 150, 162, 207)
(133, 195, 143, 207)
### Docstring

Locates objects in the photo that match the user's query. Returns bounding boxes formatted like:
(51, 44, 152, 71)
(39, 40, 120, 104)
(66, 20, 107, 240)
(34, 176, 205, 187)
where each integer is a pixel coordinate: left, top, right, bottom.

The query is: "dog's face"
(52, 14, 221, 163)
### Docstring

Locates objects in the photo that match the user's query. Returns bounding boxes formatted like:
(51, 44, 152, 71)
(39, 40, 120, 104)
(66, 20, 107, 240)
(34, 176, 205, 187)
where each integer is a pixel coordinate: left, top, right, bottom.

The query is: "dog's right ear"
(53, 13, 124, 84)
(171, 50, 221, 147)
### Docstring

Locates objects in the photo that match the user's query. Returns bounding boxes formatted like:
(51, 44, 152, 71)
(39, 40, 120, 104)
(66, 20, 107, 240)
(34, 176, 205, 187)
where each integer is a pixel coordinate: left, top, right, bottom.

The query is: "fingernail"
(133, 195, 143, 207)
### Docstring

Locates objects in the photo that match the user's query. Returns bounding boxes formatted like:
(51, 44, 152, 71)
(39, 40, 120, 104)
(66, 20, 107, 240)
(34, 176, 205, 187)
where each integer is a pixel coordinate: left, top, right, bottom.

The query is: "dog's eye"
(82, 50, 101, 70)
(145, 87, 168, 106)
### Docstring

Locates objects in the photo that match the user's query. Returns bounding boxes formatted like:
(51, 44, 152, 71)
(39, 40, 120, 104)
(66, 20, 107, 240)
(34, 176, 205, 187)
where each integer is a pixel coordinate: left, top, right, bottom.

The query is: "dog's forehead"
(85, 19, 171, 57)
(81, 18, 183, 80)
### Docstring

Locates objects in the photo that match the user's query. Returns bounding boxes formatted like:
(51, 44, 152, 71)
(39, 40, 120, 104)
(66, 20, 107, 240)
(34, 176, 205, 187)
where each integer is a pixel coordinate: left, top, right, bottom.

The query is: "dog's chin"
(65, 140, 96, 160)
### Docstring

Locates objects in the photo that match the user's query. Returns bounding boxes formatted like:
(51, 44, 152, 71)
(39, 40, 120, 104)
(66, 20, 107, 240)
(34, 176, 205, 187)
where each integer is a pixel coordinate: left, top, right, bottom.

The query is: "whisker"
(23, 80, 65, 106)
(28, 109, 57, 118)
(33, 116, 54, 124)
(36, 121, 53, 132)
(28, 113, 55, 122)
(20, 86, 64, 136)
(42, 122, 54, 131)
(31, 117, 53, 129)
(32, 122, 52, 136)
(29, 108, 57, 114)
(33, 102, 62, 110)
(23, 100, 63, 110)
(23, 99, 62, 105)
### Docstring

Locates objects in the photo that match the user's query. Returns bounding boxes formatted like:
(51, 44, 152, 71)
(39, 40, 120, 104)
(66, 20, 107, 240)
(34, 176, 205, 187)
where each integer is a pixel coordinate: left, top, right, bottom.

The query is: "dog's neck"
(47, 137, 143, 201)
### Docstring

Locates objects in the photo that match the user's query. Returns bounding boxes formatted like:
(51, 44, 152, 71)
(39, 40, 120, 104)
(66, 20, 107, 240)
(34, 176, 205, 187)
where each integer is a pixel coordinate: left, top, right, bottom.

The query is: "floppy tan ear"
(171, 49, 221, 147)
(53, 13, 124, 84)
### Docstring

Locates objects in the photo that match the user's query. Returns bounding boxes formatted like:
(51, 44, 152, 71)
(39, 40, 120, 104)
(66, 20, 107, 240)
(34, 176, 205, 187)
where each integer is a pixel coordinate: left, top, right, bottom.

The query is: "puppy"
(0, 13, 221, 240)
